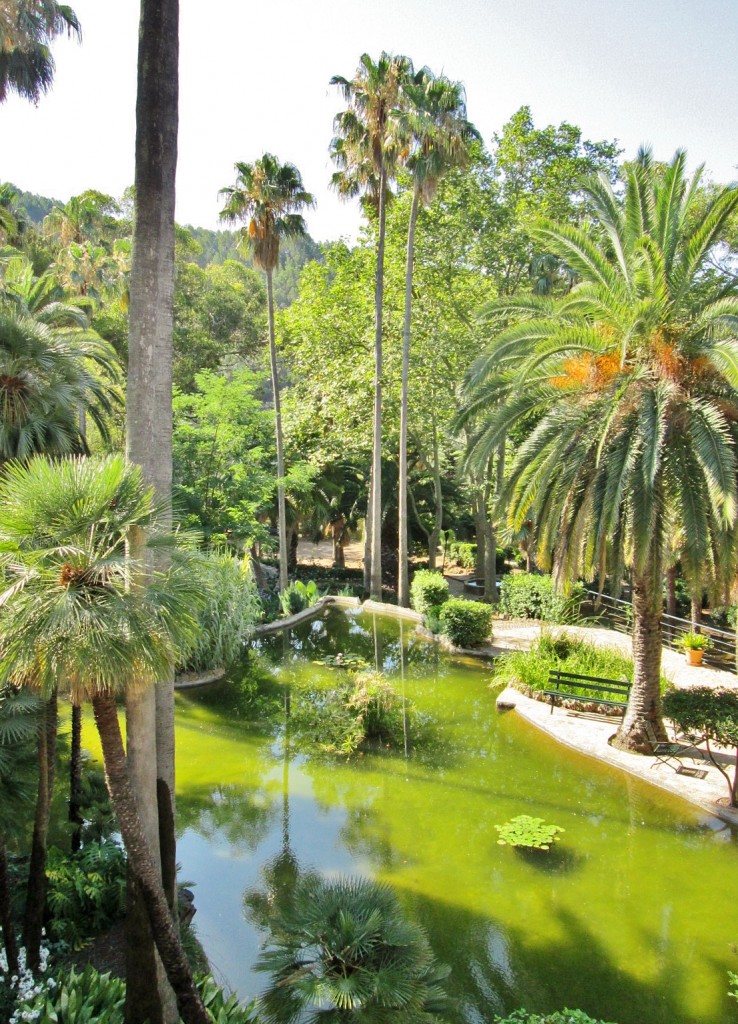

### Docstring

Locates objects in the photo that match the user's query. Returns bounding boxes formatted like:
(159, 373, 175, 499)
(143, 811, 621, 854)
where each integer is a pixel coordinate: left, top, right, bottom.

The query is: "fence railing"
(585, 591, 737, 674)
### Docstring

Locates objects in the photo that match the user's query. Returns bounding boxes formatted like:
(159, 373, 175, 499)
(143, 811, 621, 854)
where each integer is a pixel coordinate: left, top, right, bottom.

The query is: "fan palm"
(462, 148, 738, 750)
(0, 0, 81, 103)
(220, 155, 314, 594)
(254, 873, 451, 1023)
(0, 455, 211, 1024)
(331, 52, 412, 600)
(396, 69, 479, 606)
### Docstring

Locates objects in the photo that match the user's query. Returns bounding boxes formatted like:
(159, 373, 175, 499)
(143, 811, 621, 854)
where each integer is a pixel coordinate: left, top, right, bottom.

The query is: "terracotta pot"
(685, 648, 704, 666)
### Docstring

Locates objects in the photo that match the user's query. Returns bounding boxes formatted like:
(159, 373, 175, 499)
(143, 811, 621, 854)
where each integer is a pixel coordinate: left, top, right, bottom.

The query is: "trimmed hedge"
(410, 570, 449, 614)
(499, 573, 585, 622)
(438, 597, 493, 648)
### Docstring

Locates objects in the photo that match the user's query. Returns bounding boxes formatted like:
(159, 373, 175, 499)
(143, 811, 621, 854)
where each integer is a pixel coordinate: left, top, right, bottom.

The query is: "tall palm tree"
(125, 1, 180, 1019)
(396, 69, 479, 606)
(220, 154, 314, 594)
(331, 52, 411, 600)
(0, 0, 80, 103)
(0, 455, 211, 1024)
(462, 149, 738, 751)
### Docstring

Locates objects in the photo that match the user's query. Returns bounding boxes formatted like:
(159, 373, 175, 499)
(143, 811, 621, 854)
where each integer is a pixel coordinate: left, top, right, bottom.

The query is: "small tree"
(662, 687, 738, 806)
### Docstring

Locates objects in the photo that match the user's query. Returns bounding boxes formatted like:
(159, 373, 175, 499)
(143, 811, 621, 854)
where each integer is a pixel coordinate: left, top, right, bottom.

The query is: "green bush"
(10, 967, 258, 1024)
(448, 542, 507, 573)
(184, 550, 260, 672)
(280, 579, 321, 617)
(495, 633, 665, 698)
(410, 569, 449, 614)
(494, 1011, 619, 1024)
(499, 574, 585, 622)
(438, 598, 493, 648)
(662, 686, 738, 805)
(45, 840, 126, 949)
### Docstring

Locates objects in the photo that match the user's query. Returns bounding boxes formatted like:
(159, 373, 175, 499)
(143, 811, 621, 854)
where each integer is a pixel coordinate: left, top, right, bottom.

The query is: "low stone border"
(175, 667, 226, 690)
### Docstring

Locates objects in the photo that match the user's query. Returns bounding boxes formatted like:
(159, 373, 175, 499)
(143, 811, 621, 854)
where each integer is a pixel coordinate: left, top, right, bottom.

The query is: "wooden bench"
(541, 670, 631, 716)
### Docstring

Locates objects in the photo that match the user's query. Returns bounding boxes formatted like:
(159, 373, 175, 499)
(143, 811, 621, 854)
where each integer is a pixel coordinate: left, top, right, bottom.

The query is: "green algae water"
(169, 609, 738, 1023)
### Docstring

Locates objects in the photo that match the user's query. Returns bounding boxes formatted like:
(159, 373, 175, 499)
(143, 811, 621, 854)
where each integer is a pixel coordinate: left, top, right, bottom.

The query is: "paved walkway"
(488, 618, 738, 824)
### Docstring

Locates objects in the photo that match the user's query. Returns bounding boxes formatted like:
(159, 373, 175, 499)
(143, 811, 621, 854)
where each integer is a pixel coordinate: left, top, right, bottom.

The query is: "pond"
(169, 608, 737, 1023)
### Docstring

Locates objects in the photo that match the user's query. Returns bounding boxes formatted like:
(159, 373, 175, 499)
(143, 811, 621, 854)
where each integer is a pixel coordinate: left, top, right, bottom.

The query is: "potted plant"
(677, 632, 713, 666)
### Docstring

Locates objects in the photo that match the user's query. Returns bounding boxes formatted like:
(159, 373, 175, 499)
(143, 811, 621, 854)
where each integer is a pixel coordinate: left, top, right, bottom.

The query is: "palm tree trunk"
(24, 692, 56, 974)
(370, 165, 388, 601)
(69, 701, 83, 853)
(398, 183, 420, 607)
(427, 419, 443, 571)
(665, 566, 677, 618)
(615, 559, 667, 751)
(126, 0, 180, 1017)
(0, 830, 19, 976)
(91, 695, 210, 1024)
(267, 269, 288, 594)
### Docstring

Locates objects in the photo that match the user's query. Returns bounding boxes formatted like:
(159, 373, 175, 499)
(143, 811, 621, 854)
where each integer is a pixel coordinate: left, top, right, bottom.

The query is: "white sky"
(1, 0, 737, 242)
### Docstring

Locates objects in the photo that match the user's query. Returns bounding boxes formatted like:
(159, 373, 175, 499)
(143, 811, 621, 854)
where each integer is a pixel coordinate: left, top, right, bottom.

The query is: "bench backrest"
(548, 669, 631, 697)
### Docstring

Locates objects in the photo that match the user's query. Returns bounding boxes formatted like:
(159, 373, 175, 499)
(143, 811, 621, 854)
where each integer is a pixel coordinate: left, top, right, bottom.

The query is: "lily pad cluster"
(496, 815, 564, 850)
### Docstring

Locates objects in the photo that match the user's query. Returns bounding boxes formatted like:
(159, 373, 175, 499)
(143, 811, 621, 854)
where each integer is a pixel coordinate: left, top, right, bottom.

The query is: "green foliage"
(709, 604, 737, 630)
(410, 569, 450, 614)
(676, 631, 713, 652)
(495, 815, 564, 850)
(255, 873, 451, 1024)
(448, 541, 506, 572)
(10, 965, 258, 1024)
(279, 579, 321, 617)
(183, 551, 260, 673)
(728, 970, 738, 1003)
(437, 597, 493, 647)
(45, 840, 126, 949)
(663, 687, 738, 746)
(493, 1011, 618, 1024)
(290, 671, 414, 757)
(494, 634, 656, 697)
(12, 964, 126, 1023)
(499, 574, 584, 622)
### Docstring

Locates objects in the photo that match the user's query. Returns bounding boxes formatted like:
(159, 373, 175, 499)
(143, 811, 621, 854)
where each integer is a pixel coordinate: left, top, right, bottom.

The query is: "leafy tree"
(331, 52, 412, 599)
(0, 455, 210, 1024)
(220, 154, 314, 594)
(396, 68, 479, 605)
(462, 148, 738, 751)
(0, 0, 80, 103)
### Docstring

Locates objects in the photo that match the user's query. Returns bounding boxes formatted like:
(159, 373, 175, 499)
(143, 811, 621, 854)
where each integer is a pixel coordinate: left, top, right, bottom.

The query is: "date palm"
(0, 0, 80, 103)
(331, 52, 411, 600)
(220, 154, 314, 593)
(0, 454, 211, 1024)
(462, 148, 738, 751)
(396, 69, 479, 606)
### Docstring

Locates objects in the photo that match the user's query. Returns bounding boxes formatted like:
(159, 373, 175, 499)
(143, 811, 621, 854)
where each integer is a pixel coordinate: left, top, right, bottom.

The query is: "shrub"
(494, 1012, 619, 1024)
(438, 598, 493, 648)
(709, 604, 737, 630)
(45, 840, 126, 949)
(184, 550, 260, 672)
(280, 579, 321, 617)
(662, 686, 738, 805)
(447, 543, 508, 573)
(410, 570, 449, 614)
(499, 574, 585, 622)
(495, 815, 564, 850)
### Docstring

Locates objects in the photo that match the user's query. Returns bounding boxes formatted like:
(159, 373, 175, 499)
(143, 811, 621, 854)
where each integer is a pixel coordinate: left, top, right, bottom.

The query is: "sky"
(2, 0, 737, 243)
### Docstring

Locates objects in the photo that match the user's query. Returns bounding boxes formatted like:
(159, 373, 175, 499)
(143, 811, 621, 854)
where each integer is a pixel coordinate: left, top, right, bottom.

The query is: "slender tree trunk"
(24, 693, 56, 974)
(473, 493, 486, 580)
(665, 566, 677, 618)
(398, 183, 420, 607)
(0, 830, 18, 976)
(370, 166, 388, 601)
(125, 0, 179, 1018)
(331, 516, 346, 569)
(69, 700, 83, 853)
(691, 593, 702, 631)
(266, 269, 289, 594)
(483, 455, 496, 602)
(92, 695, 210, 1024)
(615, 558, 667, 751)
(427, 420, 443, 572)
(363, 482, 372, 594)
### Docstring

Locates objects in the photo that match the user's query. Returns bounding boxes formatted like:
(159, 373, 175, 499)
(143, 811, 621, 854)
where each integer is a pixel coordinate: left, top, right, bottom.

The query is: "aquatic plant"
(496, 815, 564, 850)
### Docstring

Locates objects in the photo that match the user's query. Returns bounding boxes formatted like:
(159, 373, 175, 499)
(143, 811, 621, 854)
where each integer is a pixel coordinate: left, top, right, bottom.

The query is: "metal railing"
(584, 591, 737, 674)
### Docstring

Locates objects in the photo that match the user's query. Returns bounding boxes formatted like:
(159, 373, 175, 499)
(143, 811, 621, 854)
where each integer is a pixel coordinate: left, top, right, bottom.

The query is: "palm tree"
(254, 873, 451, 1023)
(462, 149, 738, 751)
(396, 69, 479, 606)
(126, 1, 180, 1017)
(0, 455, 211, 1024)
(331, 52, 412, 600)
(0, 1, 81, 103)
(220, 154, 314, 594)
